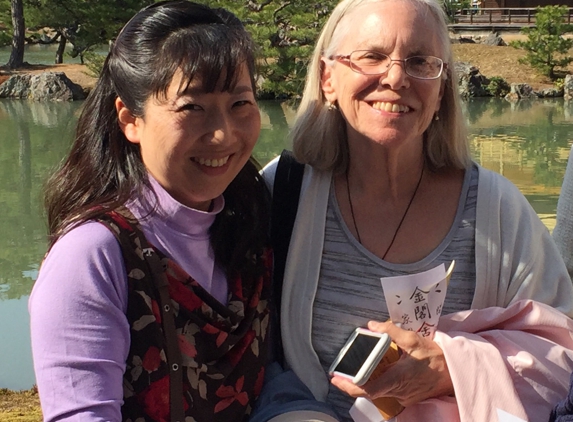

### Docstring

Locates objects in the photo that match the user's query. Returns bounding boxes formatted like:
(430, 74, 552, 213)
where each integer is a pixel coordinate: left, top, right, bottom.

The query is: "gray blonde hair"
(291, 0, 471, 173)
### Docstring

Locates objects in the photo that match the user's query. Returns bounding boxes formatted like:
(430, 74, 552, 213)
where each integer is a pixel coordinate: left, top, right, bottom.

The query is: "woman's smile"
(191, 155, 232, 168)
(370, 101, 411, 113)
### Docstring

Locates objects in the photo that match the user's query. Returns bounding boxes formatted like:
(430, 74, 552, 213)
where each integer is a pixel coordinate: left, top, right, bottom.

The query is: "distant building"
(483, 0, 573, 7)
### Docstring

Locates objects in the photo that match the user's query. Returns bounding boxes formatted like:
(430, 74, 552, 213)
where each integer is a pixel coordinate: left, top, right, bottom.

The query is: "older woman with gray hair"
(260, 0, 573, 420)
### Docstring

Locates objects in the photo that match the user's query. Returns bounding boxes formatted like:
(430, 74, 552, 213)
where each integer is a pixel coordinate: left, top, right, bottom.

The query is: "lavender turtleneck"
(29, 177, 226, 421)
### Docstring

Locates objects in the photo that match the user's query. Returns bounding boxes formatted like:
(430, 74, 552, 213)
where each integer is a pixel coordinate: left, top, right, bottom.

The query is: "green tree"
(441, 0, 471, 22)
(511, 5, 573, 80)
(204, 0, 337, 98)
(26, 0, 153, 64)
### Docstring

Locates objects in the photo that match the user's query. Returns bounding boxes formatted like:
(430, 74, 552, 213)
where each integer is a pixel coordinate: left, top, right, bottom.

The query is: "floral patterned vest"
(97, 207, 272, 422)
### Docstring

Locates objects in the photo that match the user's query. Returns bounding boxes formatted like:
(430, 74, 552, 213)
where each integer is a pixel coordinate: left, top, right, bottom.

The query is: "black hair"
(45, 0, 270, 278)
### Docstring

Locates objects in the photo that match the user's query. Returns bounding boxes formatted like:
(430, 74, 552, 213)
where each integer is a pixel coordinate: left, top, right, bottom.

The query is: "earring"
(326, 101, 338, 112)
(434, 112, 440, 121)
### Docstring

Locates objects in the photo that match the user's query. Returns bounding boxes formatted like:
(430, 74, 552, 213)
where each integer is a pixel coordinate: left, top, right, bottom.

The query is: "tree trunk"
(7, 0, 25, 69)
(55, 34, 66, 64)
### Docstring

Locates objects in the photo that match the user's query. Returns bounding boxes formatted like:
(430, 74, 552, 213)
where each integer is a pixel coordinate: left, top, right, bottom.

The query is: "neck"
(346, 154, 425, 202)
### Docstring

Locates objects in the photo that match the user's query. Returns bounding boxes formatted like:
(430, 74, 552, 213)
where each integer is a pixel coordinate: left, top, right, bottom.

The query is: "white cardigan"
(553, 144, 573, 280)
(262, 159, 573, 421)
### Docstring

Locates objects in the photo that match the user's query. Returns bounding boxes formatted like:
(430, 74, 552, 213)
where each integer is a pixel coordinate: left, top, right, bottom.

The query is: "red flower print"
(167, 275, 203, 312)
(151, 299, 161, 324)
(229, 274, 245, 301)
(214, 376, 249, 413)
(203, 324, 219, 335)
(226, 330, 255, 367)
(110, 212, 135, 231)
(254, 367, 265, 396)
(140, 375, 170, 422)
(140, 375, 188, 422)
(142, 347, 162, 372)
(178, 334, 197, 358)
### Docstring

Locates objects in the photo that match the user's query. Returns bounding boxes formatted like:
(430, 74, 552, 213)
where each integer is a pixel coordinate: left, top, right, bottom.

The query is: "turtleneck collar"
(128, 174, 225, 238)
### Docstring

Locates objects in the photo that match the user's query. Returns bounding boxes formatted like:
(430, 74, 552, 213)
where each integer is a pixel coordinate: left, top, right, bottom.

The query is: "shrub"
(486, 76, 510, 97)
(510, 5, 573, 80)
(83, 49, 107, 78)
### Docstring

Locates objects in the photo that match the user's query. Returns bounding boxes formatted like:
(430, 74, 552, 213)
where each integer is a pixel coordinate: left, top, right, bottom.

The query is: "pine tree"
(206, 0, 337, 98)
(511, 5, 573, 80)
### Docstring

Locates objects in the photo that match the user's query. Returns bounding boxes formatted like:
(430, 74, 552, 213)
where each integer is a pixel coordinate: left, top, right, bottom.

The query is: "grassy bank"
(0, 388, 41, 422)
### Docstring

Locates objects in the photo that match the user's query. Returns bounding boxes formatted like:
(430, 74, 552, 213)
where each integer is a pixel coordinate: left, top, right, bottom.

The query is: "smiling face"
(321, 0, 446, 151)
(117, 64, 260, 211)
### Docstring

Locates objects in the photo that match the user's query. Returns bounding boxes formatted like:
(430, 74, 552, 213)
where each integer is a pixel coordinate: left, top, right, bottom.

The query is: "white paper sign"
(349, 398, 389, 422)
(496, 409, 527, 422)
(380, 261, 454, 338)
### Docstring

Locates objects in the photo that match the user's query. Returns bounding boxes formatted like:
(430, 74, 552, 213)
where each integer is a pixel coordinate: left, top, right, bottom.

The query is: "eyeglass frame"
(328, 50, 448, 80)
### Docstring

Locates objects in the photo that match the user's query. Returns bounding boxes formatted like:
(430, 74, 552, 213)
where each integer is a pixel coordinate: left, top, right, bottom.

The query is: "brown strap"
(145, 248, 185, 422)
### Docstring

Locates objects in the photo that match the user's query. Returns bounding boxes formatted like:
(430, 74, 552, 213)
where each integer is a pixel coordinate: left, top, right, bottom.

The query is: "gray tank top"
(311, 164, 478, 421)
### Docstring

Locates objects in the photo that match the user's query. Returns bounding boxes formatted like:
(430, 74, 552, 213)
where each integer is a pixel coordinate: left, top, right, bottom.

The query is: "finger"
(366, 320, 393, 334)
(330, 376, 367, 398)
(368, 320, 420, 351)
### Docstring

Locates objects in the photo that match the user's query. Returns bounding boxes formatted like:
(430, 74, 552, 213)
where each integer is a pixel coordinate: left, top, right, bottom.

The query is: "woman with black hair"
(29, 2, 271, 421)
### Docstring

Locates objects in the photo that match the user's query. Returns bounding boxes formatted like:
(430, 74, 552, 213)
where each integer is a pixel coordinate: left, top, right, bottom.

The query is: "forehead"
(337, 0, 443, 55)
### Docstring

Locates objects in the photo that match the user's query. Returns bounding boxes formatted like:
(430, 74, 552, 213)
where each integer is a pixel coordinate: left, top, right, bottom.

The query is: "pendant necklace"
(346, 164, 425, 260)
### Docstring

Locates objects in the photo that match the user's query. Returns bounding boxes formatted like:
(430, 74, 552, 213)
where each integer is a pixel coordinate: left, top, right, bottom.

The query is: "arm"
(29, 222, 129, 422)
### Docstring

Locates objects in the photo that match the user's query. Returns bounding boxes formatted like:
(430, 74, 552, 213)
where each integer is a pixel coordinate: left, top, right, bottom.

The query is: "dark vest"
(97, 208, 271, 422)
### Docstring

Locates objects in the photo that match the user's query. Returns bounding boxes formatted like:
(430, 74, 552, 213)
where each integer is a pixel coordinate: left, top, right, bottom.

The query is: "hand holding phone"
(328, 328, 391, 386)
(329, 327, 404, 419)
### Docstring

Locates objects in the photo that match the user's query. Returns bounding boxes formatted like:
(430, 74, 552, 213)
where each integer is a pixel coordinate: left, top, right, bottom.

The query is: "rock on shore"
(0, 72, 86, 101)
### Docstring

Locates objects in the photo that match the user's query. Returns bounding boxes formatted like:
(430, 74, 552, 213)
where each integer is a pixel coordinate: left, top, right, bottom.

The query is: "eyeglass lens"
(349, 50, 443, 79)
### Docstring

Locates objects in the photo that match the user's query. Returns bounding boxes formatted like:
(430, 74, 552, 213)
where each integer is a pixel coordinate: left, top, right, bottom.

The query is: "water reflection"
(0, 100, 80, 302)
(0, 97, 573, 389)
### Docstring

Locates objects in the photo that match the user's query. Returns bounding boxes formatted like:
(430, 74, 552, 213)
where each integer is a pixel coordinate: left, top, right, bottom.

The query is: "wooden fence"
(452, 7, 573, 25)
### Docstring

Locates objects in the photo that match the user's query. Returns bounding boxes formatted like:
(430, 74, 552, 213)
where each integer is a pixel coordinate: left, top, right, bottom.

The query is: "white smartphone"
(328, 328, 392, 386)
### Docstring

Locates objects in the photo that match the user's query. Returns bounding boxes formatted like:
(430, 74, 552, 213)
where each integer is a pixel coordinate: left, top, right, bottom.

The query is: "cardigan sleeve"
(423, 166, 573, 422)
(29, 222, 129, 422)
(553, 144, 573, 281)
(473, 166, 573, 317)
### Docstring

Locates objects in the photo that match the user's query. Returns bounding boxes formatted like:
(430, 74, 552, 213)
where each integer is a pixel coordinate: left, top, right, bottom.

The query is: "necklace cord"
(346, 164, 425, 260)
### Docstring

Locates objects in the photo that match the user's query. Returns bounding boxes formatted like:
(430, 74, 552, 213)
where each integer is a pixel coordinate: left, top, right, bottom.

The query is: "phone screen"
(333, 333, 380, 377)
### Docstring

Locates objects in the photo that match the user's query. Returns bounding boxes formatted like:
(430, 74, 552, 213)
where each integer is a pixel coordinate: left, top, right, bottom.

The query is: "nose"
(206, 111, 232, 145)
(379, 60, 409, 90)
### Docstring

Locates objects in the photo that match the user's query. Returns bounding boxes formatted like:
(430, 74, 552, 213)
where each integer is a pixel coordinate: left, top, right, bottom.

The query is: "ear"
(115, 97, 142, 144)
(320, 57, 338, 104)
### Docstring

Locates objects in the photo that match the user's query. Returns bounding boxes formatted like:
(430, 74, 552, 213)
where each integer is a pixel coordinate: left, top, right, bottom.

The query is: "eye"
(353, 51, 387, 66)
(408, 56, 430, 66)
(233, 100, 253, 108)
(177, 103, 203, 112)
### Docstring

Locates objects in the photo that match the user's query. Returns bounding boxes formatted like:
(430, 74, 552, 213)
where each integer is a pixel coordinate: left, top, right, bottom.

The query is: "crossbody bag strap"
(110, 208, 185, 422)
(144, 249, 185, 422)
(270, 149, 305, 366)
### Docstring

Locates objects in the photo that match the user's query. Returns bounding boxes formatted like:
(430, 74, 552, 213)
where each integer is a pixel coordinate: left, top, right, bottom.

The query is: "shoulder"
(476, 164, 532, 211)
(51, 221, 124, 262)
(32, 221, 128, 311)
(261, 155, 280, 193)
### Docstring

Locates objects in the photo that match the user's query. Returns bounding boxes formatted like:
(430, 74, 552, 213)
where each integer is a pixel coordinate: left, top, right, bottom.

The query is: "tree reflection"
(0, 99, 79, 300)
(467, 98, 573, 189)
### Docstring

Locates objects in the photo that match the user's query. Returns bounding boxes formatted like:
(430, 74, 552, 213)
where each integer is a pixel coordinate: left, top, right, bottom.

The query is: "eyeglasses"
(329, 50, 447, 80)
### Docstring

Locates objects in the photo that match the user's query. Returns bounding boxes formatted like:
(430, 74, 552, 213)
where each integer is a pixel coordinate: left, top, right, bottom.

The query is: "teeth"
(194, 156, 230, 167)
(372, 102, 410, 113)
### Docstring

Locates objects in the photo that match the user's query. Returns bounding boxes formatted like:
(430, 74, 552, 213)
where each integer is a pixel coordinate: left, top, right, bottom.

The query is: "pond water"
(1, 97, 573, 391)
